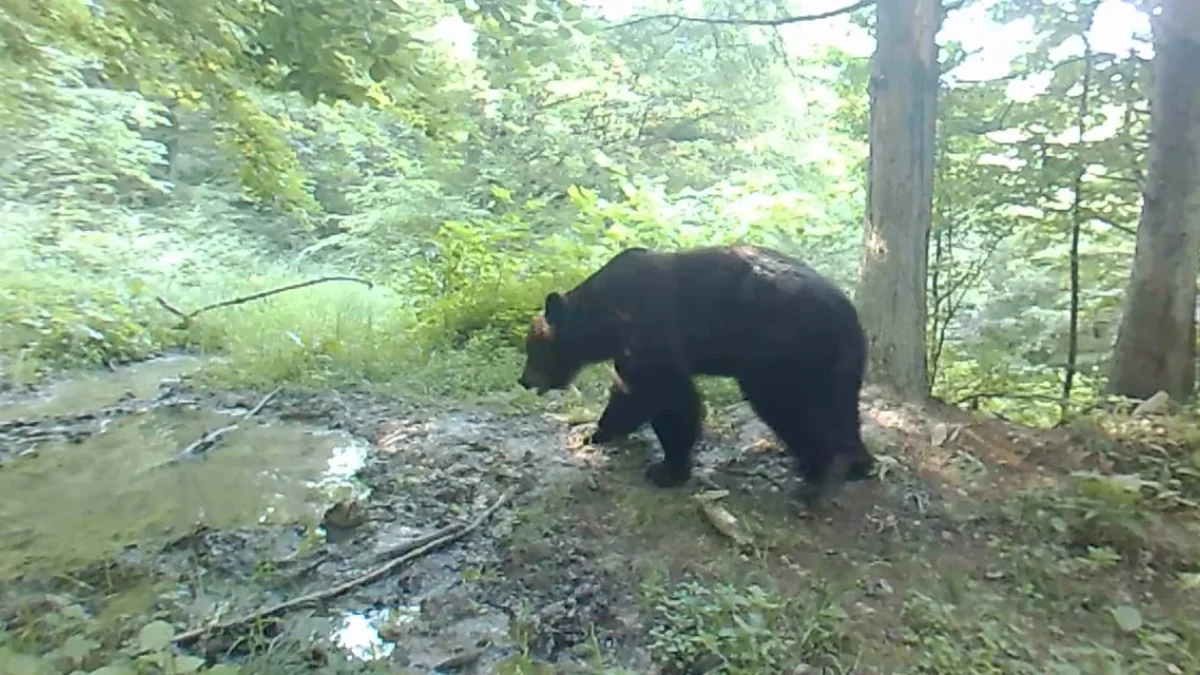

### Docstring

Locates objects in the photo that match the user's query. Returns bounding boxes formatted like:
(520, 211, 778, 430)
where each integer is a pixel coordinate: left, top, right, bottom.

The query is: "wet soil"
(0, 357, 1197, 674)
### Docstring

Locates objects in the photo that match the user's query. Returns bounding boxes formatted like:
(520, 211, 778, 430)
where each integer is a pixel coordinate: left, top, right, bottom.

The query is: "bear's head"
(518, 292, 586, 394)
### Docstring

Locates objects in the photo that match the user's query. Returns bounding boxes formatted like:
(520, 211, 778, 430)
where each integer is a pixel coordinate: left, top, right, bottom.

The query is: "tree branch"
(948, 52, 1117, 86)
(170, 487, 516, 645)
(1086, 212, 1137, 236)
(156, 276, 374, 328)
(608, 0, 876, 31)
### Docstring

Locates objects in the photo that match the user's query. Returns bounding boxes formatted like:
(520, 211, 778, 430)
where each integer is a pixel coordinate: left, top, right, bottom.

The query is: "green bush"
(644, 578, 853, 674)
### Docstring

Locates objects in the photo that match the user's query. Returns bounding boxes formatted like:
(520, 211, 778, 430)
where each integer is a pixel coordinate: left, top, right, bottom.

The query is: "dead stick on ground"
(156, 276, 374, 328)
(170, 487, 517, 645)
(155, 388, 281, 468)
(371, 520, 467, 564)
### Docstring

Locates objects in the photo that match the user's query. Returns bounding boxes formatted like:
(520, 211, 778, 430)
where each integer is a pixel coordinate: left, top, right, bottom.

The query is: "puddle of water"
(0, 355, 207, 422)
(0, 405, 371, 581)
(333, 609, 404, 661)
(331, 605, 511, 668)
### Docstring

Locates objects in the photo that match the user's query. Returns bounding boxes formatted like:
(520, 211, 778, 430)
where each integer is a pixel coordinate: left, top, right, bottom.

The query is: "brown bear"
(517, 244, 875, 507)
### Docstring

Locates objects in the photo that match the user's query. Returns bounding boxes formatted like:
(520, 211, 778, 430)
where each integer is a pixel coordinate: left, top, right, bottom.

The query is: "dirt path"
(0, 360, 1197, 674)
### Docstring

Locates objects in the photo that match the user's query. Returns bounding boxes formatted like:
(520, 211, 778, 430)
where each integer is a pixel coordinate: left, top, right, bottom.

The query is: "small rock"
(433, 648, 483, 670)
(1133, 390, 1171, 416)
(321, 498, 367, 531)
(866, 578, 894, 597)
(930, 422, 949, 446)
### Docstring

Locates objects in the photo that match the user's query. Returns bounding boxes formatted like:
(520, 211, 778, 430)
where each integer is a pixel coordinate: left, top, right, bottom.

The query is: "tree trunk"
(1063, 40, 1093, 419)
(857, 0, 941, 400)
(1107, 0, 1200, 401)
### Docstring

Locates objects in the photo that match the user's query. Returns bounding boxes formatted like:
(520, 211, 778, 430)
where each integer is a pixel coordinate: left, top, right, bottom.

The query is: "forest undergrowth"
(2, 201, 1199, 674)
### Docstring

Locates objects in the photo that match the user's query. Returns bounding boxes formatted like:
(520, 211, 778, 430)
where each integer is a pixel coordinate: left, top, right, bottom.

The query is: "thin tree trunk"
(928, 225, 944, 385)
(1063, 39, 1093, 420)
(858, 0, 942, 400)
(1107, 0, 1200, 401)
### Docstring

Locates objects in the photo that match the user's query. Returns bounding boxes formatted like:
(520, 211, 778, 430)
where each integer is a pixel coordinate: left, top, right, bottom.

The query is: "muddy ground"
(0, 356, 1198, 674)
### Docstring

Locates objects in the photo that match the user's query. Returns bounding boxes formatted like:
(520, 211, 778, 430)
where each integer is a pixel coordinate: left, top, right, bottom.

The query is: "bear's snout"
(518, 373, 548, 394)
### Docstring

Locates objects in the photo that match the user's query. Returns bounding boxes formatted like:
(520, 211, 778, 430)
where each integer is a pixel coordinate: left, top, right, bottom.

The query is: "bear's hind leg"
(823, 359, 875, 485)
(738, 373, 843, 508)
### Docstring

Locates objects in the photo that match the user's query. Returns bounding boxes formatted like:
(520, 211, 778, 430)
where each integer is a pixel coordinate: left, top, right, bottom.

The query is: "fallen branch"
(156, 276, 374, 328)
(170, 487, 517, 645)
(953, 391, 1065, 407)
(370, 520, 467, 564)
(694, 490, 753, 548)
(154, 388, 280, 468)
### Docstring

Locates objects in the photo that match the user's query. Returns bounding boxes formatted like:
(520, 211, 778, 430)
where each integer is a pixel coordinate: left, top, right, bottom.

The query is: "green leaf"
(379, 34, 400, 56)
(205, 666, 242, 675)
(173, 655, 206, 673)
(0, 647, 47, 675)
(368, 60, 389, 82)
(490, 185, 513, 202)
(136, 620, 176, 652)
(61, 634, 100, 662)
(90, 667, 137, 675)
(1109, 605, 1143, 633)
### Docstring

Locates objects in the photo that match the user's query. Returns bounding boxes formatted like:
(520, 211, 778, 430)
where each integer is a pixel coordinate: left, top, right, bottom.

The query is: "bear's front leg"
(636, 373, 703, 488)
(590, 382, 650, 444)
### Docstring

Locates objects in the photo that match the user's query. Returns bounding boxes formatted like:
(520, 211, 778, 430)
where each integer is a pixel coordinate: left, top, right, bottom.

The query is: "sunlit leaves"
(925, 0, 1150, 421)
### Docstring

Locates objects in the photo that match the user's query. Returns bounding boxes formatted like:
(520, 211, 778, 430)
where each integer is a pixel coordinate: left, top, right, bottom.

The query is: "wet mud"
(1, 357, 1196, 674)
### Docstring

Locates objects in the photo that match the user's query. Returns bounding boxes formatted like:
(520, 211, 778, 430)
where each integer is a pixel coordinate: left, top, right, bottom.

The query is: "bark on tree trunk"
(857, 0, 941, 400)
(1107, 0, 1200, 401)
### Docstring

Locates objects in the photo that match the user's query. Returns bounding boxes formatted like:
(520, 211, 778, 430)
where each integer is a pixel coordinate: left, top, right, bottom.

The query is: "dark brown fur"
(518, 245, 874, 507)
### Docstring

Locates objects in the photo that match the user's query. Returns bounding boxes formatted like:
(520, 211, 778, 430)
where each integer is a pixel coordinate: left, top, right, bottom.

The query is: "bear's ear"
(544, 292, 569, 325)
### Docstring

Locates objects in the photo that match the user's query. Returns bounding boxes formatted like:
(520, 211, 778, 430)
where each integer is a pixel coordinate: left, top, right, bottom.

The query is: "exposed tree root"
(170, 487, 517, 645)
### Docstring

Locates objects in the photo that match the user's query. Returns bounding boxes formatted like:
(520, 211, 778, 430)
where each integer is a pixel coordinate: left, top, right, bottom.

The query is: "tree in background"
(1108, 0, 1200, 401)
(857, 0, 943, 399)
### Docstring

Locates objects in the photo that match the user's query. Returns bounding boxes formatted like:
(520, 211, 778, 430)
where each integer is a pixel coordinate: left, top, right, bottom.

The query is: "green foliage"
(1020, 472, 1162, 558)
(186, 279, 416, 388)
(407, 216, 596, 349)
(898, 591, 1038, 673)
(0, 599, 399, 674)
(1, 0, 873, 395)
(1, 209, 167, 381)
(1, 280, 172, 375)
(643, 578, 854, 674)
(895, 582, 1197, 675)
(0, 0, 1165, 426)
(1, 608, 236, 674)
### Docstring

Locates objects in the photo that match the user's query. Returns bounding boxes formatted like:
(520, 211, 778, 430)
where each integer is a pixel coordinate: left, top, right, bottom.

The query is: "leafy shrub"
(644, 578, 852, 674)
(1015, 472, 1162, 558)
